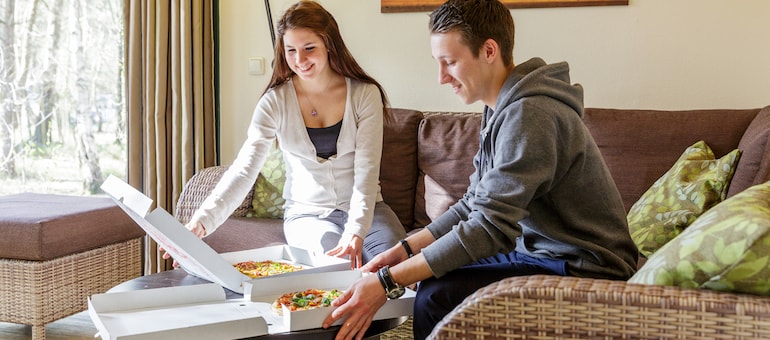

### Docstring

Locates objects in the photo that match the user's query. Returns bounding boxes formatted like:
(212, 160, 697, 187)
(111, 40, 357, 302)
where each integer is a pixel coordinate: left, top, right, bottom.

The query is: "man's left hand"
(323, 272, 386, 340)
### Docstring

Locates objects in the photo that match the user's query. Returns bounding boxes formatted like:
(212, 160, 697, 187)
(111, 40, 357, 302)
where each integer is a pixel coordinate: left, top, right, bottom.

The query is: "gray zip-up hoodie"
(423, 58, 638, 280)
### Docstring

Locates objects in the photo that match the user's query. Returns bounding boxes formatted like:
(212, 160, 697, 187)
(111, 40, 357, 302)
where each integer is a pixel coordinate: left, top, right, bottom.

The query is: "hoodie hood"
(495, 57, 584, 118)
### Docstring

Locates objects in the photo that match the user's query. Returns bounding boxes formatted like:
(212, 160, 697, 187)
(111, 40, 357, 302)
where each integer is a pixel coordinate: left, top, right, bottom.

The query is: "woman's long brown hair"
(263, 1, 390, 119)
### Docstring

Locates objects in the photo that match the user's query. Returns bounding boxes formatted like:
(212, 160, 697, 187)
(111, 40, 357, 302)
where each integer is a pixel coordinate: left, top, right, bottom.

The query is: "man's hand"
(325, 233, 364, 269)
(322, 273, 386, 340)
(360, 242, 407, 274)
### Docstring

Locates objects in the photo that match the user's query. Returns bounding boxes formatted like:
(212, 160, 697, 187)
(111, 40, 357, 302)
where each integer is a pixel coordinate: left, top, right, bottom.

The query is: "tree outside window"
(0, 0, 125, 195)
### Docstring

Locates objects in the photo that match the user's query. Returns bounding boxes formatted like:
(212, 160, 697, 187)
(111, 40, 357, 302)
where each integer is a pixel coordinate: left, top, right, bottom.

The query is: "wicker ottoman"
(0, 193, 145, 340)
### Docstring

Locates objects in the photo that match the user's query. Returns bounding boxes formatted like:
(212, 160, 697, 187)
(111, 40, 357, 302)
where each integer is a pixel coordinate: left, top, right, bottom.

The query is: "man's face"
(431, 31, 490, 106)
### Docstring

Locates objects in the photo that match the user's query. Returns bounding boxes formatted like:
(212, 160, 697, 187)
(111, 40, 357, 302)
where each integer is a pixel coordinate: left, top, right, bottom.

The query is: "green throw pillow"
(248, 142, 286, 219)
(628, 181, 770, 295)
(628, 141, 741, 257)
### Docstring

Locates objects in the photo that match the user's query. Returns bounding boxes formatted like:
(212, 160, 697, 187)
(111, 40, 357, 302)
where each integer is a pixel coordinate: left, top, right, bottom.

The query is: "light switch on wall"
(248, 57, 265, 75)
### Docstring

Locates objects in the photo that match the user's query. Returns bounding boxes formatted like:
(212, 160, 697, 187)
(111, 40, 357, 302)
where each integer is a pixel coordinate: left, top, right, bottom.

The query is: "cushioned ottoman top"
(0, 193, 145, 261)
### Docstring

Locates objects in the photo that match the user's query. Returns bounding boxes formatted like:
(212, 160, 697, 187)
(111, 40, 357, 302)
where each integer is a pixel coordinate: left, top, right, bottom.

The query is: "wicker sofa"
(175, 106, 770, 339)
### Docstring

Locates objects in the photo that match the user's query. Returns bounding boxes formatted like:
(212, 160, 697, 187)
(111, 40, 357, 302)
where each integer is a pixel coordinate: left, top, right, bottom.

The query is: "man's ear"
(481, 38, 499, 64)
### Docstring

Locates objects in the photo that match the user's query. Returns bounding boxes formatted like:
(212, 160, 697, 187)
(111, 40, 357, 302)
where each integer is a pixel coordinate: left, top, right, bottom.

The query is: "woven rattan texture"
(0, 238, 142, 340)
(429, 274, 770, 339)
(175, 165, 255, 224)
(380, 316, 413, 339)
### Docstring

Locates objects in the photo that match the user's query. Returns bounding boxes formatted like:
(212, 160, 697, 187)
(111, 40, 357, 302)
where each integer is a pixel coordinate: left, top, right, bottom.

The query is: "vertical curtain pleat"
(125, 0, 217, 274)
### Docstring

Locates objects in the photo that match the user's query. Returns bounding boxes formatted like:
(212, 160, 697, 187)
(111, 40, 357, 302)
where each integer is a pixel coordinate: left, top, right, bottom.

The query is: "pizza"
(271, 288, 343, 315)
(233, 260, 303, 278)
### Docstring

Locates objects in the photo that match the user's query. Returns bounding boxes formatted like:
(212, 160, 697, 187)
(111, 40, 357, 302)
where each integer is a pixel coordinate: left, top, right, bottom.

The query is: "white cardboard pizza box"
(88, 283, 268, 340)
(100, 175, 350, 294)
(244, 270, 415, 333)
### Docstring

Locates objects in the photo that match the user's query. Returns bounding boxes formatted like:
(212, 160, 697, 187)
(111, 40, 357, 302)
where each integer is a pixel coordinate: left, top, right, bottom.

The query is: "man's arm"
(390, 228, 437, 284)
(323, 228, 437, 340)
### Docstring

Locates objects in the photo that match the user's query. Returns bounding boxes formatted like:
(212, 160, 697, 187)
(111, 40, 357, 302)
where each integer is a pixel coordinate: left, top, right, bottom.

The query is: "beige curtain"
(125, 0, 218, 274)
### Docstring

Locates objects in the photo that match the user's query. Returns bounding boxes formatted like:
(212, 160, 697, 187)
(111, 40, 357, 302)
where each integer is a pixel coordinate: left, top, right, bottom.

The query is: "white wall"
(217, 0, 770, 163)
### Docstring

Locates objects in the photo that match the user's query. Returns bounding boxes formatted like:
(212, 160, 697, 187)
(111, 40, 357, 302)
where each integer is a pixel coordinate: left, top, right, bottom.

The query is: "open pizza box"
(88, 283, 268, 339)
(100, 175, 350, 294)
(244, 270, 416, 333)
(88, 270, 415, 339)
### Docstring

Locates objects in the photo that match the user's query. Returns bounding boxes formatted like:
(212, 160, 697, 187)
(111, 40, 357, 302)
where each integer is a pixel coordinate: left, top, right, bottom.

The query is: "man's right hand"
(360, 243, 405, 274)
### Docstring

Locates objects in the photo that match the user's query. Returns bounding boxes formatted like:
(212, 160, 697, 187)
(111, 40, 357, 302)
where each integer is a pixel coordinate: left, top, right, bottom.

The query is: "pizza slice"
(271, 288, 343, 315)
(233, 260, 303, 278)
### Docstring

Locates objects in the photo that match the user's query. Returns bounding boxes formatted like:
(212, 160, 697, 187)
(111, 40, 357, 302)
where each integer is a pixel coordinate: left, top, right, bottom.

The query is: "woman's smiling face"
(283, 27, 329, 80)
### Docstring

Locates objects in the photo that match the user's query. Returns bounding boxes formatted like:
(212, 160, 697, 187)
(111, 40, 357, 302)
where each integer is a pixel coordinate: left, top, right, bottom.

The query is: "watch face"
(386, 286, 405, 299)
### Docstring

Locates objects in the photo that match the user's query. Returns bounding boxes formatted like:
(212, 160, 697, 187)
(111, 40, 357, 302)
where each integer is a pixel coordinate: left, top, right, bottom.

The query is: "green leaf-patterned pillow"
(628, 141, 741, 257)
(248, 142, 286, 219)
(628, 181, 770, 295)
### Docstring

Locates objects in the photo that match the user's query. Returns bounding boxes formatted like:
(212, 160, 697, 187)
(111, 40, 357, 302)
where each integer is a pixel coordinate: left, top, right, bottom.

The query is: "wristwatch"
(376, 265, 405, 299)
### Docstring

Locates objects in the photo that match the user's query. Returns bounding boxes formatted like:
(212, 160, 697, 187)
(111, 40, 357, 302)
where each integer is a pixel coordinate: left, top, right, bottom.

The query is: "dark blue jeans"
(413, 251, 568, 339)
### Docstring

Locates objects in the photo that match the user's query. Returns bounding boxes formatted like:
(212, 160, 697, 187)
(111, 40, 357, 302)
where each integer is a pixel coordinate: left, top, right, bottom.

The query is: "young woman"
(182, 0, 405, 268)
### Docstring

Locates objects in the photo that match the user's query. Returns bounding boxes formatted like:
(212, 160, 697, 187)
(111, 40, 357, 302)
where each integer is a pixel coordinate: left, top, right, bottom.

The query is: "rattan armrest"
(175, 166, 254, 224)
(429, 274, 770, 339)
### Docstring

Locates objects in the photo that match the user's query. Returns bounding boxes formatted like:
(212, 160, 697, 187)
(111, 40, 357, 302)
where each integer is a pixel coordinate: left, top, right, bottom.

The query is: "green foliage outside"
(0, 0, 126, 196)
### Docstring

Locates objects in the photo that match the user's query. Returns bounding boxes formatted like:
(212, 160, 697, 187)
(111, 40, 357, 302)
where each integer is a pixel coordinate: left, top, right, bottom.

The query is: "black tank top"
(307, 120, 342, 159)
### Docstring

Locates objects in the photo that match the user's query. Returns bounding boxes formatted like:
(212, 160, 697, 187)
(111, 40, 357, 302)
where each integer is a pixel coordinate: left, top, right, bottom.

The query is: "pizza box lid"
(88, 283, 268, 340)
(100, 175, 350, 294)
(244, 270, 415, 333)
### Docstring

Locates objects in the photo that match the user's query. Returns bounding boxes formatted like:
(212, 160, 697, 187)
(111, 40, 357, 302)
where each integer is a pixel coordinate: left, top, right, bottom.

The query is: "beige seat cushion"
(0, 193, 144, 260)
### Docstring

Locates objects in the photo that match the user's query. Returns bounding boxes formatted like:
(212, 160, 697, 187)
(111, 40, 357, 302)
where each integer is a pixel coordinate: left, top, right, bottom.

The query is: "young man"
(323, 1, 638, 339)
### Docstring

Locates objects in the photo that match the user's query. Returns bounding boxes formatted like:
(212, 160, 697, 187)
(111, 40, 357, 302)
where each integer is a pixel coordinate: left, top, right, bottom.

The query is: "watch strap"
(377, 265, 404, 299)
(376, 266, 390, 294)
(399, 239, 414, 258)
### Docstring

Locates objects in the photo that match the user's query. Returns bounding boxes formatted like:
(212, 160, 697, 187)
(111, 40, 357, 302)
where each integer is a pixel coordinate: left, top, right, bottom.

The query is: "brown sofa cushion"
(727, 105, 770, 198)
(414, 112, 481, 228)
(203, 216, 285, 253)
(583, 108, 759, 212)
(381, 109, 423, 230)
(0, 193, 144, 260)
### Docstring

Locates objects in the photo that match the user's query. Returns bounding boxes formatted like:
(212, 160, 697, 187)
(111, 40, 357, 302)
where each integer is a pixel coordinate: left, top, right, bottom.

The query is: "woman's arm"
(342, 82, 385, 238)
(190, 95, 280, 235)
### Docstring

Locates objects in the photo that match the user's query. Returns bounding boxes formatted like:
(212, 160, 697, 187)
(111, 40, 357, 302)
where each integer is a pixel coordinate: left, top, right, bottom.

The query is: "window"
(0, 0, 125, 195)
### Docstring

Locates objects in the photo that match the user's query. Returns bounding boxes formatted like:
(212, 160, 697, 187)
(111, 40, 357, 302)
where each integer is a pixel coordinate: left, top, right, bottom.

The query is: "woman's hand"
(159, 245, 180, 268)
(326, 233, 364, 269)
(323, 272, 386, 340)
(161, 220, 207, 267)
(186, 220, 207, 238)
